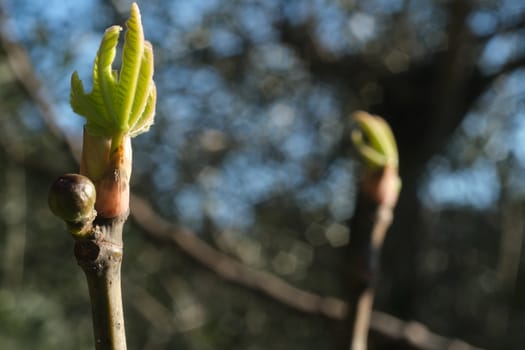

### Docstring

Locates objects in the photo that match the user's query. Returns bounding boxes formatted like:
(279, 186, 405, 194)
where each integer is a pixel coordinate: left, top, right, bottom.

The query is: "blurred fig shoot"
(338, 112, 400, 350)
(351, 111, 401, 208)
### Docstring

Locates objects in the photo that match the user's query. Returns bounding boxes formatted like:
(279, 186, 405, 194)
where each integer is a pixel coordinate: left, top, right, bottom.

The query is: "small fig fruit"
(49, 173, 97, 224)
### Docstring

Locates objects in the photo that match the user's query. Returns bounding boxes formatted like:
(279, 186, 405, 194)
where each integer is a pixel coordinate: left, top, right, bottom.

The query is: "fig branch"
(48, 3, 156, 349)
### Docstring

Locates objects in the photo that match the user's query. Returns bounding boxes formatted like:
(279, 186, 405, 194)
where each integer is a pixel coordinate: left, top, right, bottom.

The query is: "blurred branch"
(1, 153, 27, 288)
(494, 161, 525, 337)
(0, 6, 74, 150)
(130, 194, 483, 350)
(130, 194, 347, 319)
(498, 200, 524, 294)
(0, 5, 78, 156)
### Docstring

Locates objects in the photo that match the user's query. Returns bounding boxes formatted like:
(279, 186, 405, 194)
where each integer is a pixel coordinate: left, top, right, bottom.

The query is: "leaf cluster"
(70, 3, 156, 145)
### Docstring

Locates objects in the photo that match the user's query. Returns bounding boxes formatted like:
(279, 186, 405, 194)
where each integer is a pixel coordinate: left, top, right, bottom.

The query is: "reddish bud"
(80, 128, 132, 218)
(363, 165, 400, 208)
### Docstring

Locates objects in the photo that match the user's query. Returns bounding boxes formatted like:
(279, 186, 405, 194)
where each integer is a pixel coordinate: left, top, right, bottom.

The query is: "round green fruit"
(48, 173, 96, 223)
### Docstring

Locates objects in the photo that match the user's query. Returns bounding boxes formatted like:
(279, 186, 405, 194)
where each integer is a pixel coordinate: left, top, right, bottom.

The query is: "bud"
(48, 174, 97, 233)
(69, 2, 155, 219)
(80, 129, 132, 218)
(350, 111, 401, 207)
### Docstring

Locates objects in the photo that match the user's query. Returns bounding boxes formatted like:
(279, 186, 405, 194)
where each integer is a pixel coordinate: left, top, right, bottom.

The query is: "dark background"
(0, 0, 525, 349)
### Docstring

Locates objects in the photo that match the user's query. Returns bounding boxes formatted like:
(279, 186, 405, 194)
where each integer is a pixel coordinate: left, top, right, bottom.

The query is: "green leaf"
(351, 111, 399, 169)
(351, 128, 389, 166)
(92, 25, 121, 130)
(127, 41, 154, 131)
(70, 2, 156, 143)
(116, 2, 144, 130)
(129, 82, 156, 137)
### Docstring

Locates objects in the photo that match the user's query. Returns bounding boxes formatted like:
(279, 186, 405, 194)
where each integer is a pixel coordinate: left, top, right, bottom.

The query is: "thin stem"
(350, 288, 374, 350)
(349, 206, 392, 350)
(337, 191, 394, 350)
(74, 214, 128, 350)
(359, 206, 392, 348)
